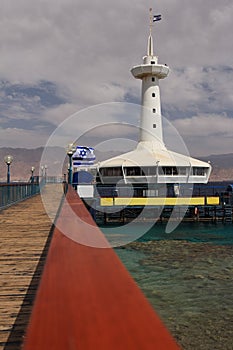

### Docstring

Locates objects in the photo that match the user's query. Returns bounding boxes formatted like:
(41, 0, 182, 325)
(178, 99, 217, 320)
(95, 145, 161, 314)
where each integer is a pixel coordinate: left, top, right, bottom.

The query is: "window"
(192, 167, 205, 176)
(152, 93, 155, 97)
(151, 61, 155, 64)
(164, 167, 172, 175)
(160, 167, 179, 175)
(125, 167, 142, 176)
(153, 124, 156, 128)
(152, 108, 156, 113)
(178, 167, 187, 175)
(159, 167, 187, 176)
(152, 77, 155, 82)
(100, 167, 123, 177)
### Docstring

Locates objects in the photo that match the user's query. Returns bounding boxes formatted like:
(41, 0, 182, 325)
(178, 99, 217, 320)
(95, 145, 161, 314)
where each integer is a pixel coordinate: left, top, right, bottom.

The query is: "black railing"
(45, 176, 64, 183)
(0, 182, 41, 210)
(94, 181, 233, 198)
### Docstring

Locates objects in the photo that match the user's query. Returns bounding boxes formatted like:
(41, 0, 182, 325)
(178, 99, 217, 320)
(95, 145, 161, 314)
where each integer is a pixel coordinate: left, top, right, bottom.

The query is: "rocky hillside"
(0, 147, 64, 182)
(0, 147, 232, 182)
(200, 153, 233, 181)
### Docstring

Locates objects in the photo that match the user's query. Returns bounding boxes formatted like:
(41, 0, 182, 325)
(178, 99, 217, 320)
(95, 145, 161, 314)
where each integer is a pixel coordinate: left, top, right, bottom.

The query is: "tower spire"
(147, 8, 154, 56)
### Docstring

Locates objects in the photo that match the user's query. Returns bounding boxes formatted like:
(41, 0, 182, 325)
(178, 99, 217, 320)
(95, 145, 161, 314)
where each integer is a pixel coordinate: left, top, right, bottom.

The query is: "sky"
(0, 0, 232, 156)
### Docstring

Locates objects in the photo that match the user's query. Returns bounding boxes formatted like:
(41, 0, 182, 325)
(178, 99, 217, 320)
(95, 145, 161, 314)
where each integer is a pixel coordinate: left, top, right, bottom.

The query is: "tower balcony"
(131, 63, 169, 80)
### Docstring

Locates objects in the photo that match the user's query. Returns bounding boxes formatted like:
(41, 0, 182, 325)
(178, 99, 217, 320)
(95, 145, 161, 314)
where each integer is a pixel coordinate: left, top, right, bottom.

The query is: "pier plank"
(0, 185, 60, 349)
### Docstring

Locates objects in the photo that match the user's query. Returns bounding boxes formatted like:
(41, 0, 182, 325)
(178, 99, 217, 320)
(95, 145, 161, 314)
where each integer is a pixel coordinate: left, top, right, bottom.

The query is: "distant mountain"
(200, 153, 233, 169)
(0, 147, 232, 182)
(0, 147, 64, 181)
(0, 147, 42, 182)
(200, 153, 233, 181)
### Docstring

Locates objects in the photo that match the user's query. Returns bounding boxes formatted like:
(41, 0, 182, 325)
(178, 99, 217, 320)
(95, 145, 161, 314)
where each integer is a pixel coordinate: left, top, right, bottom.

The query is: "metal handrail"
(0, 182, 41, 210)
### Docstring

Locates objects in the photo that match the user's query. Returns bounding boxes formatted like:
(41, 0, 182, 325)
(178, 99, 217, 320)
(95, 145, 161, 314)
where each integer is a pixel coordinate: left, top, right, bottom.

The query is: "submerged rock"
(117, 240, 233, 350)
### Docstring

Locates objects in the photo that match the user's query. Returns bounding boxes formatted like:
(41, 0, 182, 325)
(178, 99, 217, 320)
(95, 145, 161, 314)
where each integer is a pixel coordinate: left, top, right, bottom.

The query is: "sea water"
(112, 223, 233, 349)
(140, 222, 233, 245)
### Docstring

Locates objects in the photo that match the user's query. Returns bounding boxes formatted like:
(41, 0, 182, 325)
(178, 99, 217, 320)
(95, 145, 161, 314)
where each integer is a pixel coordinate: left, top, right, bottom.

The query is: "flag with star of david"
(72, 146, 96, 166)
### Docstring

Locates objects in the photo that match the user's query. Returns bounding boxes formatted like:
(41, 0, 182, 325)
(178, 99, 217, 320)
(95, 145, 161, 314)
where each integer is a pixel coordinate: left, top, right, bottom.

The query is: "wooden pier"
(0, 185, 60, 349)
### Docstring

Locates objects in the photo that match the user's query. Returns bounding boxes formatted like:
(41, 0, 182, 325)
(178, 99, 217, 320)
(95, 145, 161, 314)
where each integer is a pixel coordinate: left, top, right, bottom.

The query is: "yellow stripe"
(206, 197, 220, 205)
(100, 198, 113, 206)
(185, 197, 205, 206)
(114, 198, 166, 206)
(100, 197, 206, 206)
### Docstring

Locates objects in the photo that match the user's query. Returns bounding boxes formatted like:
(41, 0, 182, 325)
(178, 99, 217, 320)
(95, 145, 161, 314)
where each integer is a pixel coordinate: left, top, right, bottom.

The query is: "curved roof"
(98, 142, 211, 169)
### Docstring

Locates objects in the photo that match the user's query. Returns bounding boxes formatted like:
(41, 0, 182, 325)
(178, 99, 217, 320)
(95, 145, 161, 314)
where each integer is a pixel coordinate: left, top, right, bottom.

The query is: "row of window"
(151, 74, 156, 133)
(100, 167, 123, 177)
(125, 167, 188, 176)
(100, 167, 207, 177)
(151, 83, 156, 128)
(151, 76, 156, 129)
(192, 167, 206, 176)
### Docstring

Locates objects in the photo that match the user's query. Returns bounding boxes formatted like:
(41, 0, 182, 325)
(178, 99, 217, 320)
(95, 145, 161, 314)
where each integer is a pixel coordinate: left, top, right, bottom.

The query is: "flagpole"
(147, 8, 154, 56)
(149, 7, 153, 35)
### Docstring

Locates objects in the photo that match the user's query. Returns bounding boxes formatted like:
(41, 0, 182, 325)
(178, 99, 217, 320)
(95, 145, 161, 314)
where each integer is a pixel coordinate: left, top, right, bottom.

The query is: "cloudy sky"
(0, 0, 232, 156)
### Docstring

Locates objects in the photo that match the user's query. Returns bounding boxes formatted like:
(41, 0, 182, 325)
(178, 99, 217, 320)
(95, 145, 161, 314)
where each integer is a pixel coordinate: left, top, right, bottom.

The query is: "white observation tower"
(97, 9, 211, 187)
(131, 9, 169, 147)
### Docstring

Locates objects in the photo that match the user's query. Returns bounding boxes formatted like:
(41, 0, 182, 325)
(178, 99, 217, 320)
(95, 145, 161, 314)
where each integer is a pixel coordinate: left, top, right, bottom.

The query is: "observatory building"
(96, 13, 211, 191)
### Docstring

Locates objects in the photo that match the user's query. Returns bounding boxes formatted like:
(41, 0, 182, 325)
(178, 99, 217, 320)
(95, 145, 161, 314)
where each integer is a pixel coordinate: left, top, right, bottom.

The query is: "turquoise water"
(140, 222, 233, 245)
(101, 221, 233, 247)
(113, 223, 233, 349)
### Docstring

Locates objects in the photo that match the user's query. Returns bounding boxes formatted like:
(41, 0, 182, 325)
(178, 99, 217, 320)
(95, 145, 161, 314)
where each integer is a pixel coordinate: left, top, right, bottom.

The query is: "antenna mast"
(149, 7, 153, 35)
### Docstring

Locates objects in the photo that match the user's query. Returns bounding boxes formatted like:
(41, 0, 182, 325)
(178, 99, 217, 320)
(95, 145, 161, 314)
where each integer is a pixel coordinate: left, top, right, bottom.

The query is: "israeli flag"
(153, 14, 162, 22)
(72, 146, 96, 166)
